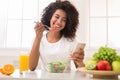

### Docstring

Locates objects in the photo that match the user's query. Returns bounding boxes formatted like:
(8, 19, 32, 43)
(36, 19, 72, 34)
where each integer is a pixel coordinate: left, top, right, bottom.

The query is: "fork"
(34, 21, 51, 30)
(43, 25, 51, 30)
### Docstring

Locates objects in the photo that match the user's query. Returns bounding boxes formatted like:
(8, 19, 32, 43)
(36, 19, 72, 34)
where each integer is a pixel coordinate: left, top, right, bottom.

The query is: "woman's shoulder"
(61, 37, 78, 52)
(61, 37, 78, 45)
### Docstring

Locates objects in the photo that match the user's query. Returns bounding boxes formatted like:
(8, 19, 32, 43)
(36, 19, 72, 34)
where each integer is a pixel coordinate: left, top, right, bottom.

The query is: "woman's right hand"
(29, 21, 44, 71)
(34, 22, 45, 39)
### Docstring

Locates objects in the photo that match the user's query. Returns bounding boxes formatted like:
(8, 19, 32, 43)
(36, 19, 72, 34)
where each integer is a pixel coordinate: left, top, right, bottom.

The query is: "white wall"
(0, 0, 90, 69)
(68, 0, 89, 43)
(0, 0, 120, 69)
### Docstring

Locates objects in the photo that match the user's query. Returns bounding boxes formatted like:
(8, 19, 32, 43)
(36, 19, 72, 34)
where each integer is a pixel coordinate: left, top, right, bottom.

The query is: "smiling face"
(50, 9, 67, 31)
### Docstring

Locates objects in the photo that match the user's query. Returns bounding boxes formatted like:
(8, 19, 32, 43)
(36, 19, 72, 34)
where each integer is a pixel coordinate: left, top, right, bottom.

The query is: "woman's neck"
(46, 31, 62, 43)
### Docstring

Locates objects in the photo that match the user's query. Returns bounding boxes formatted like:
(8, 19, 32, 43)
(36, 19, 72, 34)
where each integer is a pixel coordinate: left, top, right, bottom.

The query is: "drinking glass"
(19, 53, 29, 73)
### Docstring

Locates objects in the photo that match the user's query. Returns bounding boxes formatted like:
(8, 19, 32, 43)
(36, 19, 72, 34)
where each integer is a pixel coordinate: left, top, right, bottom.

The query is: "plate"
(77, 67, 120, 76)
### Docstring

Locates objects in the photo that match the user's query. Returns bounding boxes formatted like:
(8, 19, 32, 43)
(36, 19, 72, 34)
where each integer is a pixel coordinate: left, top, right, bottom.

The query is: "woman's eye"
(55, 16, 59, 19)
(62, 19, 66, 22)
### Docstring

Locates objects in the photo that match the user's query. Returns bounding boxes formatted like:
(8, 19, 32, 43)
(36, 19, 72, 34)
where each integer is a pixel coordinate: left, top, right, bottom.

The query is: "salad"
(47, 61, 67, 73)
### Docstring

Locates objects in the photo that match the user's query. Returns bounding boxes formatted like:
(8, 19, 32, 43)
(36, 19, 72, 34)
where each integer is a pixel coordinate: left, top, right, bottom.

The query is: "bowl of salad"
(47, 61, 67, 73)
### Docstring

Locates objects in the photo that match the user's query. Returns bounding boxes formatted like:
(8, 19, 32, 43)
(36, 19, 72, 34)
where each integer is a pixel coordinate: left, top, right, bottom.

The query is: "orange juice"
(19, 54, 29, 72)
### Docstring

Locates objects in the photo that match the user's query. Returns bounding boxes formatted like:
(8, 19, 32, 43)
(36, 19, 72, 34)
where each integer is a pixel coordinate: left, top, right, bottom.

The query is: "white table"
(0, 69, 120, 80)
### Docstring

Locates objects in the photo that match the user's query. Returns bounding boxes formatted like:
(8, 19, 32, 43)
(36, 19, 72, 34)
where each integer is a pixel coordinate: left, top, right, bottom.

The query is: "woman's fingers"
(34, 21, 45, 39)
(34, 25, 44, 32)
(73, 51, 84, 58)
(79, 48, 84, 55)
(71, 49, 85, 64)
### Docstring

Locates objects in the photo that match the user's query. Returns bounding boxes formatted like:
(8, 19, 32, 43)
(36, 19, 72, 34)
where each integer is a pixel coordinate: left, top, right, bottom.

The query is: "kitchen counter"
(0, 69, 120, 80)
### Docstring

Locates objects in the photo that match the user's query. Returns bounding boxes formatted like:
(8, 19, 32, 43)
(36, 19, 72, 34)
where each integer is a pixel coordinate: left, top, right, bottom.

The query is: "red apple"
(104, 60, 112, 70)
(96, 60, 112, 71)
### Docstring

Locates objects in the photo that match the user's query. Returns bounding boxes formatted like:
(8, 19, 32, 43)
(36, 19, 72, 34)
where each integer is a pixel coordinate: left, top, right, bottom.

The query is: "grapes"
(115, 55, 120, 61)
(93, 47, 117, 63)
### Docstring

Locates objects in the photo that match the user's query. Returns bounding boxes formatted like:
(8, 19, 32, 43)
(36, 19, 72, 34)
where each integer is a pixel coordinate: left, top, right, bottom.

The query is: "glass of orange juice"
(19, 53, 29, 73)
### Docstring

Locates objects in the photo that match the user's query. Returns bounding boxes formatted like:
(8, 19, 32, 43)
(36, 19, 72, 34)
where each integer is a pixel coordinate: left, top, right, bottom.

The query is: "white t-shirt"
(40, 31, 77, 72)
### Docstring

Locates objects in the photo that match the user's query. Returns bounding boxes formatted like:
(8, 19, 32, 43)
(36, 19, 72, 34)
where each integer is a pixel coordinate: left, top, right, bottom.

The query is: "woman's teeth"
(55, 25, 60, 28)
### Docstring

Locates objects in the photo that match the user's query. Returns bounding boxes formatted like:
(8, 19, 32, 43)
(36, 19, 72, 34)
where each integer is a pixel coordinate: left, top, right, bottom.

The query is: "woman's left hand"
(71, 48, 85, 68)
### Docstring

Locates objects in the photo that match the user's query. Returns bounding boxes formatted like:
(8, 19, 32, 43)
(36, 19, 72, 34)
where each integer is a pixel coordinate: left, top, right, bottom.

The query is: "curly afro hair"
(41, 0, 79, 40)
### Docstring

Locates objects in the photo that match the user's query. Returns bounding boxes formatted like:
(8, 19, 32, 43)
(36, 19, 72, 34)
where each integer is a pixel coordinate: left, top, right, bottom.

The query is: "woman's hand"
(34, 22, 45, 39)
(71, 48, 85, 68)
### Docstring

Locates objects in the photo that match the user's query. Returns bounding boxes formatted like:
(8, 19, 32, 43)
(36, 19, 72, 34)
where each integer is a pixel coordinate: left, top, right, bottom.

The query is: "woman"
(29, 0, 85, 72)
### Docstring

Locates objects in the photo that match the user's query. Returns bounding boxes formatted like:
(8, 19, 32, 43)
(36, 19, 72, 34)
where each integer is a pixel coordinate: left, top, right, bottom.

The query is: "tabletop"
(0, 69, 120, 80)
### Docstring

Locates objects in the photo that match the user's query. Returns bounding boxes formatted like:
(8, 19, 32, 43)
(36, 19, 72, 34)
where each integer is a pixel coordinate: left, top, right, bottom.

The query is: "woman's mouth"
(51, 24, 61, 30)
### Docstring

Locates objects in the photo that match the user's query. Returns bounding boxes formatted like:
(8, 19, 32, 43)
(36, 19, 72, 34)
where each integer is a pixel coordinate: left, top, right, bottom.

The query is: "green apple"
(85, 59, 97, 70)
(112, 61, 120, 71)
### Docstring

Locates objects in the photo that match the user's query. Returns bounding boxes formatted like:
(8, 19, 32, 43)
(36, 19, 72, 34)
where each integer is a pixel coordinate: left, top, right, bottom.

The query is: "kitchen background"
(0, 0, 120, 69)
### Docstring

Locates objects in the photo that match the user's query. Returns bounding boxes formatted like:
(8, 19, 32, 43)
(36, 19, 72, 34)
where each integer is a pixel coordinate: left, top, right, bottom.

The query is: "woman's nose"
(57, 19, 62, 24)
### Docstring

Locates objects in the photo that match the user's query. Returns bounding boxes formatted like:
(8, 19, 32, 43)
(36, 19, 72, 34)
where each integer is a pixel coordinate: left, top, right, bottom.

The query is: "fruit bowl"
(77, 67, 120, 79)
(47, 61, 67, 73)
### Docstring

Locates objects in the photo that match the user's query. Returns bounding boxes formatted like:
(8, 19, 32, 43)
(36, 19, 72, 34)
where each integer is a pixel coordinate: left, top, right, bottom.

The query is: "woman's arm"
(29, 22, 44, 71)
(29, 37, 41, 71)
